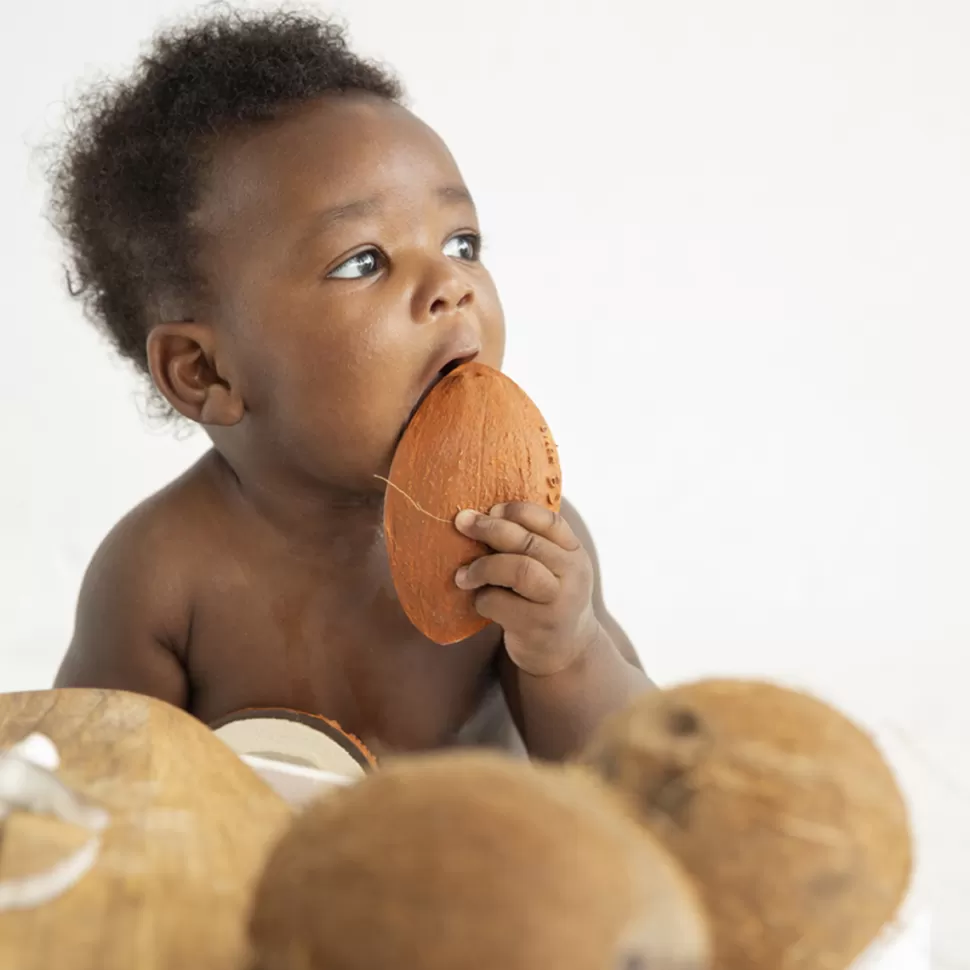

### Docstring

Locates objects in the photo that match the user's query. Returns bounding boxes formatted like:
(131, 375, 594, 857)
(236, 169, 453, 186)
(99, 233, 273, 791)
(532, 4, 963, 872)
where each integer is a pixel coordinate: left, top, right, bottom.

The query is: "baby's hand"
(454, 503, 602, 676)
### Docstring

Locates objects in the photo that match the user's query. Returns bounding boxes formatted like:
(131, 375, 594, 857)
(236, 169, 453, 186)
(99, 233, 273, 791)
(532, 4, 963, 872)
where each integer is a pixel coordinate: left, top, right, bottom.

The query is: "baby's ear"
(146, 322, 244, 427)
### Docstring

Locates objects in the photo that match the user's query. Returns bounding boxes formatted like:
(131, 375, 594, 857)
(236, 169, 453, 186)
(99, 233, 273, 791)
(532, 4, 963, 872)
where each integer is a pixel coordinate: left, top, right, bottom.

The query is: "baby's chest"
(183, 568, 501, 752)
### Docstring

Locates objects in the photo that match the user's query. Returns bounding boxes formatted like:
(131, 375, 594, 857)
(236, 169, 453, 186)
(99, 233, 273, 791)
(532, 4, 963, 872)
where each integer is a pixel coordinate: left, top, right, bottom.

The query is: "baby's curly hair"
(48, 6, 402, 377)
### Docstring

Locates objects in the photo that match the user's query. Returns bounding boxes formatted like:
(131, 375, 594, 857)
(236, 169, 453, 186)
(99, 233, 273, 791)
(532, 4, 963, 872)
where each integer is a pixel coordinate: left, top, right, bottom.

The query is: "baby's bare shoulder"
(55, 452, 229, 704)
(92, 453, 225, 593)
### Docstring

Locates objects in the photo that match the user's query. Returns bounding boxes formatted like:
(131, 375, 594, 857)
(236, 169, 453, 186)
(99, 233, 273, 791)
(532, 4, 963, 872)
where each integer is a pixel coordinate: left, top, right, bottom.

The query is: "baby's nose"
(413, 258, 475, 323)
(428, 273, 474, 316)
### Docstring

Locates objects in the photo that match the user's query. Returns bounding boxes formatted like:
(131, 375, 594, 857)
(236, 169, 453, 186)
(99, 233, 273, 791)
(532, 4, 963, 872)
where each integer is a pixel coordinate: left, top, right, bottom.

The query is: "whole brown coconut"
(579, 680, 913, 970)
(249, 752, 711, 970)
(384, 362, 561, 644)
(0, 688, 290, 970)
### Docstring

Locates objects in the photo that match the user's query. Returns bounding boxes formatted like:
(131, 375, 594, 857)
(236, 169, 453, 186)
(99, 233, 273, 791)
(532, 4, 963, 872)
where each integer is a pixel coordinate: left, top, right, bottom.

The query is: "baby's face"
(193, 93, 505, 489)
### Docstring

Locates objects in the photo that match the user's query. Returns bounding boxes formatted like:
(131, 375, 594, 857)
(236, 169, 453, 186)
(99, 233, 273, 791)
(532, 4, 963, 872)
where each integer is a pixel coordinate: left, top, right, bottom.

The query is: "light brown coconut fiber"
(0, 688, 290, 970)
(579, 680, 913, 970)
(383, 362, 562, 644)
(249, 752, 711, 970)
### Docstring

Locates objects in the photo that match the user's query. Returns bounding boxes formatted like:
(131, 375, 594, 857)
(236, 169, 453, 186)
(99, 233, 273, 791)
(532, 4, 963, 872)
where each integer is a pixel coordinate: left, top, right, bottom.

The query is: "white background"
(0, 0, 965, 961)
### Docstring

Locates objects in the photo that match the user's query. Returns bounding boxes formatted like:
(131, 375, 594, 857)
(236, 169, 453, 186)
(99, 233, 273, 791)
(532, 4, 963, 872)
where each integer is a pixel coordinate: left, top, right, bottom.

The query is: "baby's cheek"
(478, 291, 507, 368)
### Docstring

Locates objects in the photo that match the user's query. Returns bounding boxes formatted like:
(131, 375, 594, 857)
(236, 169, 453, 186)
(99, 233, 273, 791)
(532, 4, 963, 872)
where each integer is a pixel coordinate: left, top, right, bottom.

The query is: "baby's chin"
(352, 434, 405, 499)
(285, 392, 438, 497)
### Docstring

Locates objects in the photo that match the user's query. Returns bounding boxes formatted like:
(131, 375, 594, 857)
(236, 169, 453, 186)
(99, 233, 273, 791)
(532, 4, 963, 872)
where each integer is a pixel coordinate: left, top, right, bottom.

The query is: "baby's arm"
(462, 501, 654, 760)
(55, 510, 190, 709)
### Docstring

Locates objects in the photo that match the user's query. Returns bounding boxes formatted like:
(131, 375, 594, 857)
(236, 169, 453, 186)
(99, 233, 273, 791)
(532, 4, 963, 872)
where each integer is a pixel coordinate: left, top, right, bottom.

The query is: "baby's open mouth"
(404, 355, 474, 428)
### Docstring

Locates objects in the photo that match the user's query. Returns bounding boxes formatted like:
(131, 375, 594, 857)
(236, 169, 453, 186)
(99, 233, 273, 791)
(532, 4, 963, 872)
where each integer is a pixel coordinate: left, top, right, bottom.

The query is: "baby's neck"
(207, 449, 386, 565)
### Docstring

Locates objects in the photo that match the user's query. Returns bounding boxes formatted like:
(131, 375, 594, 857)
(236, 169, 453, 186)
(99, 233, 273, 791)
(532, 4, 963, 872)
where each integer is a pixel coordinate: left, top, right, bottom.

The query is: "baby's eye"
(327, 249, 385, 279)
(443, 233, 481, 261)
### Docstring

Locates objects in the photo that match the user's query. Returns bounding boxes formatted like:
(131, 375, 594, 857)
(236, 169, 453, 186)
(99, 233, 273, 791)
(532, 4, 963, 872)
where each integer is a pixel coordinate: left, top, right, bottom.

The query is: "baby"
(51, 8, 650, 760)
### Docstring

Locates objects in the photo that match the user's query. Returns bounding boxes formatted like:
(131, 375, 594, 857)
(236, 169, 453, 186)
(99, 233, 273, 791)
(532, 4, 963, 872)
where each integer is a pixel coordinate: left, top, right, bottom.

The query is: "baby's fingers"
(454, 510, 569, 574)
(455, 554, 559, 604)
(488, 502, 579, 552)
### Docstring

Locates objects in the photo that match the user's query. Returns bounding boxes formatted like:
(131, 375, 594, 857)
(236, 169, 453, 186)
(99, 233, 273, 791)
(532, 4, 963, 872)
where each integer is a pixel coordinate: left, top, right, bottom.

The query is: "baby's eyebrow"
(436, 184, 476, 208)
(308, 196, 383, 234)
(298, 184, 477, 247)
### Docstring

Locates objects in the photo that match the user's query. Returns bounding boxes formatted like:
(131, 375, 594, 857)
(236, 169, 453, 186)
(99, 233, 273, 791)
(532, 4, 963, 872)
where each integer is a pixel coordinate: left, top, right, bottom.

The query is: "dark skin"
(55, 93, 651, 761)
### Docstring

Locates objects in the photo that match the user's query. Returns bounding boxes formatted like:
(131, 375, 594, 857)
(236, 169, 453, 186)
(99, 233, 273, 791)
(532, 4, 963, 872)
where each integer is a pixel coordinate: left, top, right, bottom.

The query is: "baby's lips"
(406, 346, 480, 426)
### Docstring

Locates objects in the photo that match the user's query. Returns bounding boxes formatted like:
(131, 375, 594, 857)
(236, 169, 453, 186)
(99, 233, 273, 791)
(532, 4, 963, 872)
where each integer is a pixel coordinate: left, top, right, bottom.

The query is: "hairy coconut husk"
(250, 751, 711, 970)
(579, 679, 912, 970)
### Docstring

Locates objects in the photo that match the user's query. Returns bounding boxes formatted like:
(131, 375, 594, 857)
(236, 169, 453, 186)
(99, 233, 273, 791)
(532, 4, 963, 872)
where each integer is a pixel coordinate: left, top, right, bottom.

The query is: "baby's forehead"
(195, 95, 465, 231)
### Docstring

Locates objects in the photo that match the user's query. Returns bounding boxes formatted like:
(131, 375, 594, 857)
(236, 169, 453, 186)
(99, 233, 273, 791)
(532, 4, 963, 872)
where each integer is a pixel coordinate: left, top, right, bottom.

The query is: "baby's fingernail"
(455, 509, 479, 530)
(489, 503, 507, 517)
(455, 566, 469, 587)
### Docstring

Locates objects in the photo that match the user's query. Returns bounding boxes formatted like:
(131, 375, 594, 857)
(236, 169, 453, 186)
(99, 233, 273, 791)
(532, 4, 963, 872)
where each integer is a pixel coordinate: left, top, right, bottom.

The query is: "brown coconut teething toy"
(579, 679, 913, 970)
(384, 362, 561, 644)
(249, 752, 711, 970)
